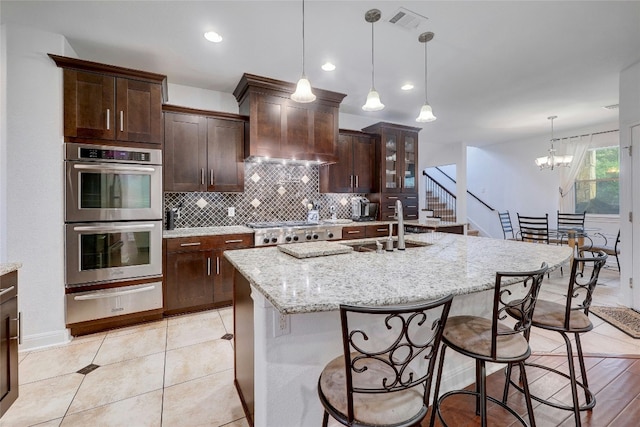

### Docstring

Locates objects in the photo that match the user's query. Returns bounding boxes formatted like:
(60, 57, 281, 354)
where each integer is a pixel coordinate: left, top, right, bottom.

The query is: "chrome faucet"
(395, 200, 406, 250)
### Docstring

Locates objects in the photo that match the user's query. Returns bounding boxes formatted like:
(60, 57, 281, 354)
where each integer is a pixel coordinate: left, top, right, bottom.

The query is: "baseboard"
(18, 329, 71, 352)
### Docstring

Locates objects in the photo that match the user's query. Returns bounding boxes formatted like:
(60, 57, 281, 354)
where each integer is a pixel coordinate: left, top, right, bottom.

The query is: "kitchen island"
(225, 233, 573, 427)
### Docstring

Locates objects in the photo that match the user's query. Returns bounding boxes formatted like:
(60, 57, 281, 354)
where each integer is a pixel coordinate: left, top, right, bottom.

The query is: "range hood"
(233, 73, 346, 164)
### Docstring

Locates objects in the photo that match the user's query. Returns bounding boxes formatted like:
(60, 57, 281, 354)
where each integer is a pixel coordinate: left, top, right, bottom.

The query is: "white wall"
(167, 83, 238, 113)
(1, 25, 7, 261)
(619, 59, 640, 309)
(3, 25, 77, 350)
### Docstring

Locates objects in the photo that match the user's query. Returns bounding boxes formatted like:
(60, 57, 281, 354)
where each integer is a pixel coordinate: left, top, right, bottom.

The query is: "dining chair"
(430, 263, 548, 427)
(550, 211, 586, 245)
(503, 251, 607, 427)
(498, 211, 515, 240)
(517, 214, 549, 244)
(318, 295, 453, 427)
(580, 230, 620, 272)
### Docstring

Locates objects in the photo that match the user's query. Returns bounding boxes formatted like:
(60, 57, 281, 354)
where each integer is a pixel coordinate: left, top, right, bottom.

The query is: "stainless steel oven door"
(65, 221, 162, 286)
(65, 161, 162, 222)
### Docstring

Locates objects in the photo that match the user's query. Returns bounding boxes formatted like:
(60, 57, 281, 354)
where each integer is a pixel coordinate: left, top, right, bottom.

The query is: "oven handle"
(73, 285, 156, 301)
(73, 224, 156, 232)
(73, 164, 157, 173)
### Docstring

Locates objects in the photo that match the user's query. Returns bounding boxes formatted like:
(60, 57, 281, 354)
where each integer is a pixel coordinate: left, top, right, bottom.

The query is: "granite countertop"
(0, 262, 22, 276)
(224, 233, 573, 315)
(163, 225, 254, 238)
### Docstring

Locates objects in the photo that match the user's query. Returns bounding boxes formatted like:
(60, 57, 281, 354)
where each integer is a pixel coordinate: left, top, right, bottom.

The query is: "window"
(574, 146, 619, 214)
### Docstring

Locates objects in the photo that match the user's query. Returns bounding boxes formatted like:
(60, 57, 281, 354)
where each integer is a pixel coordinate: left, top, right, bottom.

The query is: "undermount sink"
(345, 240, 430, 253)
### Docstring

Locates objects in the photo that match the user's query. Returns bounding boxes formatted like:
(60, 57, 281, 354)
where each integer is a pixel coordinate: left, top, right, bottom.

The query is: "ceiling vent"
(602, 104, 619, 110)
(387, 7, 428, 31)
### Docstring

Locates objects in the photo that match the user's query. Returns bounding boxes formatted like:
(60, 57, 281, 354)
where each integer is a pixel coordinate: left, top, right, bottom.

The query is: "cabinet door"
(320, 133, 353, 193)
(207, 118, 245, 192)
(214, 250, 234, 304)
(164, 113, 207, 192)
(63, 69, 115, 140)
(352, 134, 376, 193)
(311, 104, 338, 159)
(401, 131, 417, 191)
(342, 226, 367, 240)
(115, 78, 163, 144)
(366, 224, 395, 238)
(0, 297, 18, 417)
(251, 93, 284, 158)
(381, 129, 401, 193)
(165, 250, 214, 313)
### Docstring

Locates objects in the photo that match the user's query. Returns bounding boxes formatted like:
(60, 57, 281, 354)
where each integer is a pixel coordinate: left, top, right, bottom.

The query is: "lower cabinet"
(163, 234, 252, 315)
(341, 224, 397, 240)
(0, 270, 19, 418)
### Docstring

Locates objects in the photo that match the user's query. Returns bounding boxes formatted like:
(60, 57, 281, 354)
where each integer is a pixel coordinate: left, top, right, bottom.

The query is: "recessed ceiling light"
(321, 62, 336, 71)
(204, 31, 223, 43)
(401, 83, 414, 91)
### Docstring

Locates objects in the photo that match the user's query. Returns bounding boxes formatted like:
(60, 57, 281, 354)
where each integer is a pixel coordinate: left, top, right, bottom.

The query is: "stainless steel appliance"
(65, 143, 162, 222)
(351, 197, 378, 221)
(247, 221, 344, 247)
(65, 220, 163, 286)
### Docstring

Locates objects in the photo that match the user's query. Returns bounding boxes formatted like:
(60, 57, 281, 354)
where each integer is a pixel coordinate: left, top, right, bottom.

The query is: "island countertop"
(224, 233, 573, 315)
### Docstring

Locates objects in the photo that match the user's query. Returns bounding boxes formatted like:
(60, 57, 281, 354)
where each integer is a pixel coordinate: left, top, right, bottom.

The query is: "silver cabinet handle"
(106, 109, 110, 130)
(406, 196, 417, 200)
(216, 256, 220, 275)
(356, 175, 359, 188)
(207, 258, 211, 276)
(120, 111, 124, 132)
(347, 230, 361, 234)
(10, 312, 22, 345)
(407, 205, 417, 208)
(180, 242, 201, 247)
(376, 228, 387, 232)
(74, 223, 155, 232)
(225, 239, 244, 244)
(201, 168, 205, 185)
(350, 175, 353, 188)
(387, 196, 399, 199)
(73, 285, 156, 301)
(0, 286, 15, 297)
(210, 169, 214, 186)
(74, 164, 156, 173)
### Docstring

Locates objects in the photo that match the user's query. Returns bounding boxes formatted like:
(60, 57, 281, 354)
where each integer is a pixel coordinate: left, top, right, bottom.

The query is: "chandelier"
(535, 116, 573, 170)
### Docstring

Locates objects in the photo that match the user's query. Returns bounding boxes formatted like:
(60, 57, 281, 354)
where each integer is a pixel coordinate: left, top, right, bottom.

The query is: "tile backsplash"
(164, 161, 364, 228)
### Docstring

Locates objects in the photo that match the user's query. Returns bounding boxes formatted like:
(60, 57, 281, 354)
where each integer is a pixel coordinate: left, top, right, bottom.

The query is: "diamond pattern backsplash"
(164, 162, 365, 228)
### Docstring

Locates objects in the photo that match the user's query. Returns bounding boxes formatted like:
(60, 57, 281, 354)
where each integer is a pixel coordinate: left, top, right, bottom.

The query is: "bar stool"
(430, 264, 548, 427)
(504, 251, 607, 427)
(317, 294, 453, 427)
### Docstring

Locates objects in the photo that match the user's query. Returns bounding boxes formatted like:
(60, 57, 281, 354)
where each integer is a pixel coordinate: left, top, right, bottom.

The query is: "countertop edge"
(0, 262, 23, 276)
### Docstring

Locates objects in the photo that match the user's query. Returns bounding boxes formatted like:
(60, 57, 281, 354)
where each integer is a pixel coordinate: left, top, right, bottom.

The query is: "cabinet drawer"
(0, 271, 18, 304)
(210, 234, 254, 250)
(165, 233, 253, 252)
(365, 224, 396, 238)
(341, 226, 366, 239)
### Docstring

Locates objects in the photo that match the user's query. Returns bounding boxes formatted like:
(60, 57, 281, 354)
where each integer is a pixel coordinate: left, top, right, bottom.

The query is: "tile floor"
(1, 265, 636, 427)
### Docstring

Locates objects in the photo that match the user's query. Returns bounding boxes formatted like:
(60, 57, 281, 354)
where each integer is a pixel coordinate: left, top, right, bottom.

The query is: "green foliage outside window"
(574, 146, 619, 214)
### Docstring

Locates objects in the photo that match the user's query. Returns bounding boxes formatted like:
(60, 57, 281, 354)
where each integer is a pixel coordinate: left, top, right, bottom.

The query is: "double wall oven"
(64, 143, 163, 329)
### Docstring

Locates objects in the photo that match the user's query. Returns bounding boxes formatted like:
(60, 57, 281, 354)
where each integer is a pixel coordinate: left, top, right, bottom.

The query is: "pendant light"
(362, 9, 384, 111)
(416, 32, 436, 122)
(291, 0, 316, 103)
(535, 116, 573, 170)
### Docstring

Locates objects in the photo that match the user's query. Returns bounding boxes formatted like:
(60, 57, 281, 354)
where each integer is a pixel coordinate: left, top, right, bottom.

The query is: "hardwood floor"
(425, 353, 640, 426)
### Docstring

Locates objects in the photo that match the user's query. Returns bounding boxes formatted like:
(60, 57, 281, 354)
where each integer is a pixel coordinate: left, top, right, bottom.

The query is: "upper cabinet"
(49, 54, 167, 146)
(163, 105, 246, 193)
(320, 130, 376, 193)
(233, 73, 346, 163)
(362, 122, 421, 194)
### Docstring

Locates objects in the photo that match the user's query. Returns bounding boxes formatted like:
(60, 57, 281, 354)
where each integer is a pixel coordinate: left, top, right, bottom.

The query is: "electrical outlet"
(228, 207, 235, 217)
(273, 312, 290, 337)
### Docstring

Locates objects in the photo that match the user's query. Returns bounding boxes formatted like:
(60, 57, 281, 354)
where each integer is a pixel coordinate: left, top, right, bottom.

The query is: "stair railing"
(423, 171, 457, 221)
(431, 167, 496, 212)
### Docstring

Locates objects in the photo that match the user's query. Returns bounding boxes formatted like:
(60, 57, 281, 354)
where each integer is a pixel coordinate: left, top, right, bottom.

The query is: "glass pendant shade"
(362, 88, 384, 111)
(416, 103, 436, 122)
(291, 76, 316, 103)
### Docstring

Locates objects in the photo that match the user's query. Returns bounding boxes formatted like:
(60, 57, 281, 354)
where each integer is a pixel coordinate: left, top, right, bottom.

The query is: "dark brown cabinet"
(163, 234, 252, 315)
(163, 106, 245, 192)
(320, 130, 376, 193)
(0, 270, 19, 418)
(234, 73, 346, 163)
(50, 54, 166, 146)
(362, 122, 421, 220)
(341, 224, 397, 240)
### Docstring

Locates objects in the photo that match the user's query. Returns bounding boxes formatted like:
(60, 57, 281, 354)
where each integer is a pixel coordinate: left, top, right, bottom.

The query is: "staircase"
(425, 190, 480, 236)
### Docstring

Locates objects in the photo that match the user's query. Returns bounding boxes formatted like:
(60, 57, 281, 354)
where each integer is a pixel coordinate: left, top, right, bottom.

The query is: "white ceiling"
(2, 1, 640, 147)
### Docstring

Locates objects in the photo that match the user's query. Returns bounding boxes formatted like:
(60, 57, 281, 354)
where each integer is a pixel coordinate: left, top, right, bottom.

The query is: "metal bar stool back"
(517, 214, 550, 244)
(498, 211, 515, 240)
(504, 251, 608, 427)
(430, 263, 549, 427)
(317, 295, 453, 427)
